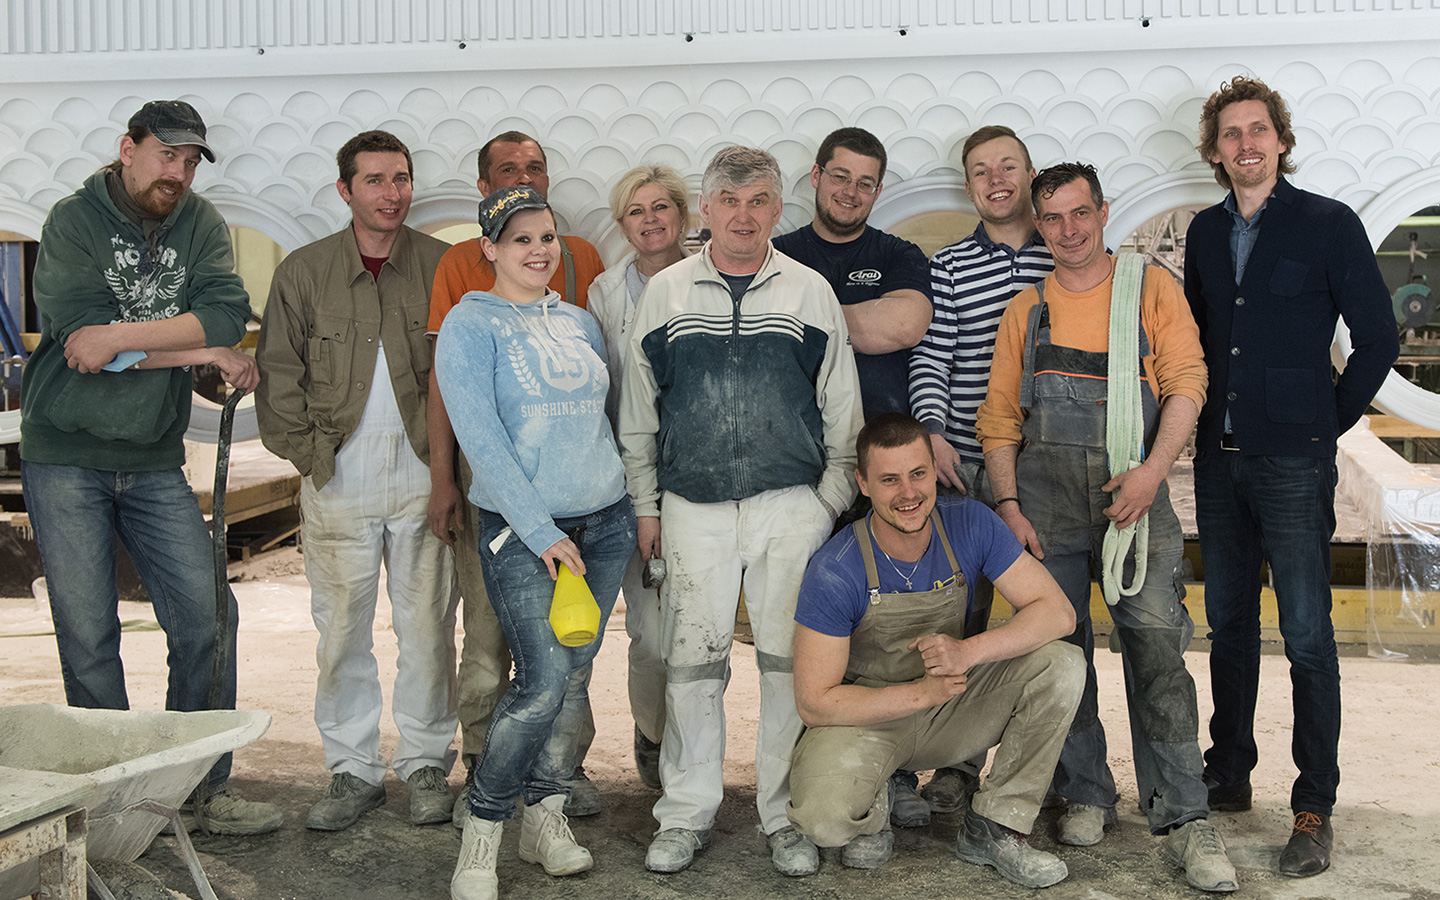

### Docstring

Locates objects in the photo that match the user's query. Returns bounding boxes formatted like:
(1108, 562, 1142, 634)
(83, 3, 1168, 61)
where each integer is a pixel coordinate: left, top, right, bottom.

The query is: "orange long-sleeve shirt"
(976, 257, 1207, 452)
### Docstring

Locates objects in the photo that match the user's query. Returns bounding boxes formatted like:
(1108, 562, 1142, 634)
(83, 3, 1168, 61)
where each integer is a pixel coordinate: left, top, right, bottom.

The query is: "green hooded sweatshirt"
(20, 170, 251, 471)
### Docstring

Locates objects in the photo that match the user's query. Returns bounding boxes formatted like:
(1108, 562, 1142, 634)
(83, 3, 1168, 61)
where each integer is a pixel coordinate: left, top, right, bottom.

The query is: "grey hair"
(701, 145, 783, 200)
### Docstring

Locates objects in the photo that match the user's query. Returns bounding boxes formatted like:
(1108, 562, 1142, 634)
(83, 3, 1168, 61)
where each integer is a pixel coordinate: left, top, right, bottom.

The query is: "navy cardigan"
(1183, 177, 1398, 460)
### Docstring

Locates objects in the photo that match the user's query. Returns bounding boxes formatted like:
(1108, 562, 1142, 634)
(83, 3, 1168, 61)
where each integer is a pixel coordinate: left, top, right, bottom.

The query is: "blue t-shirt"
(772, 224, 931, 421)
(795, 496, 1024, 638)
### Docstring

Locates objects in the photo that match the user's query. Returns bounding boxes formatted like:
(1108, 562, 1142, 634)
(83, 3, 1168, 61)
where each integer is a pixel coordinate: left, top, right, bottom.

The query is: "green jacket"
(20, 170, 251, 471)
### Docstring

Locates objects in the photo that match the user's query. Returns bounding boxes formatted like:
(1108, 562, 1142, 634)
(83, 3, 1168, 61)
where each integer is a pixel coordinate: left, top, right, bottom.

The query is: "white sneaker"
(518, 794, 593, 876)
(451, 815, 502, 900)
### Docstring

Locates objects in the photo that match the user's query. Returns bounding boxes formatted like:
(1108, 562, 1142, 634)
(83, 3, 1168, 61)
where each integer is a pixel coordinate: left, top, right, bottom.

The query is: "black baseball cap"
(128, 100, 215, 163)
(478, 185, 549, 240)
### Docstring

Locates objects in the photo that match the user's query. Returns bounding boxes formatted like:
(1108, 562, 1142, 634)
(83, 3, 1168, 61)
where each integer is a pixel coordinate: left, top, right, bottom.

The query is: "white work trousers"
(652, 485, 832, 835)
(302, 345, 459, 784)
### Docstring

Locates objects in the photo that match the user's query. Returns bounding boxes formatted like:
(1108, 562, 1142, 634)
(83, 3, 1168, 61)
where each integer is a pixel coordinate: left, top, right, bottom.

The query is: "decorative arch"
(1354, 167, 1440, 429)
(1104, 171, 1225, 248)
(0, 199, 48, 241)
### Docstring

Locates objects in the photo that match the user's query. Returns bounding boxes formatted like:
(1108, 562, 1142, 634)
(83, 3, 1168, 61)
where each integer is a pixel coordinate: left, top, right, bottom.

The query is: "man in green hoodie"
(19, 100, 281, 834)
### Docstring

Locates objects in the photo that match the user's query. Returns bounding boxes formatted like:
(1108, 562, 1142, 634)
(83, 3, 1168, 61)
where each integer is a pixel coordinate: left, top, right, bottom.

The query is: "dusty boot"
(451, 816, 502, 900)
(954, 809, 1068, 889)
(1056, 802, 1116, 846)
(841, 828, 894, 869)
(921, 767, 979, 816)
(889, 771, 931, 828)
(408, 766, 455, 826)
(766, 825, 818, 876)
(307, 772, 386, 832)
(196, 788, 283, 835)
(518, 794, 593, 876)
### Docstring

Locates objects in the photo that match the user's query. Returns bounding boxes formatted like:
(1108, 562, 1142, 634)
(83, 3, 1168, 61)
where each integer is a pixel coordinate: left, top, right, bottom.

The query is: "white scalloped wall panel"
(1, 36, 1440, 258)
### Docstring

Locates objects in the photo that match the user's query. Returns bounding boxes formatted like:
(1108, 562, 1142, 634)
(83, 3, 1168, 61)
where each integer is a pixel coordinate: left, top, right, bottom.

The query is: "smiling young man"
(619, 145, 863, 877)
(903, 125, 1055, 818)
(977, 163, 1238, 892)
(772, 127, 932, 422)
(1184, 77, 1398, 878)
(256, 130, 459, 832)
(20, 99, 277, 835)
(423, 130, 609, 822)
(785, 413, 1082, 885)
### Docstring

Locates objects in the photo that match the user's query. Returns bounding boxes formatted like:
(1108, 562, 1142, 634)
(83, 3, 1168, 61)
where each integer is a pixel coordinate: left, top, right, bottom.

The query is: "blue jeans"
(22, 461, 239, 788)
(1193, 452, 1341, 816)
(466, 497, 635, 820)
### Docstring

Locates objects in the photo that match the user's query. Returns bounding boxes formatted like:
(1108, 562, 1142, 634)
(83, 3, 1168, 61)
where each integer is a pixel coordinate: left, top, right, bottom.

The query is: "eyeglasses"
(819, 166, 879, 196)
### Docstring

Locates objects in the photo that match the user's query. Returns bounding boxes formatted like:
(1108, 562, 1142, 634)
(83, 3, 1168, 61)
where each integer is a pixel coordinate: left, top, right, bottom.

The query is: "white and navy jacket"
(619, 243, 862, 518)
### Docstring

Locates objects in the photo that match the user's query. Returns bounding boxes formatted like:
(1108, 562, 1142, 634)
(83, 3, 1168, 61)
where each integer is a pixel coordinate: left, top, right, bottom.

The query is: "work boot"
(453, 756, 476, 829)
(1203, 772, 1253, 812)
(634, 725, 662, 790)
(307, 771, 386, 831)
(954, 809, 1068, 889)
(841, 828, 894, 869)
(1278, 812, 1332, 877)
(921, 767, 980, 815)
(408, 766, 455, 826)
(564, 766, 600, 817)
(1165, 818, 1238, 892)
(766, 825, 819, 876)
(518, 794, 593, 876)
(195, 788, 283, 835)
(889, 771, 930, 828)
(645, 827, 709, 873)
(1057, 802, 1117, 846)
(451, 815, 502, 900)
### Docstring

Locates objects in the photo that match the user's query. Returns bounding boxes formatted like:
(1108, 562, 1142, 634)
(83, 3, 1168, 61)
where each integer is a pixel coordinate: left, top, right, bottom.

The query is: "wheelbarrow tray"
(0, 703, 270, 900)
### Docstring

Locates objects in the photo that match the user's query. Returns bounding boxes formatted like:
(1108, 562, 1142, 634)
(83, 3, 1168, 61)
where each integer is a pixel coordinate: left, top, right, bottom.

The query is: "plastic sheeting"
(0, 392, 257, 446)
(1337, 419, 1440, 661)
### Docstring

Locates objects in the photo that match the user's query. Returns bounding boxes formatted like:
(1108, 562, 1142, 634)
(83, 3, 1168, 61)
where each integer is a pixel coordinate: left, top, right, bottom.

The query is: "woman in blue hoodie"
(437, 186, 635, 900)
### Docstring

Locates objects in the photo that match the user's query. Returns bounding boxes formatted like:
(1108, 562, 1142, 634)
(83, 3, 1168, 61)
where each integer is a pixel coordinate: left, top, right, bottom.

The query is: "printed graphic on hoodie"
(104, 233, 185, 321)
(492, 309, 605, 409)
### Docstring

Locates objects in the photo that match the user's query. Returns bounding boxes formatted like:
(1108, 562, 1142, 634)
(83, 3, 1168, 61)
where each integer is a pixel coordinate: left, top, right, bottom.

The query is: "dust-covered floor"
(2, 547, 1439, 900)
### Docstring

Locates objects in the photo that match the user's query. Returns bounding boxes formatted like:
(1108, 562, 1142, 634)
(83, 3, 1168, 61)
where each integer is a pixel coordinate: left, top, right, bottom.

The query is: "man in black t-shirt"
(773, 127, 932, 421)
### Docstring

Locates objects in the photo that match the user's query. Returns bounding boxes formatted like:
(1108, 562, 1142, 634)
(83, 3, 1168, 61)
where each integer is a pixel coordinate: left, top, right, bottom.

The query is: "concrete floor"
(2, 551, 1439, 900)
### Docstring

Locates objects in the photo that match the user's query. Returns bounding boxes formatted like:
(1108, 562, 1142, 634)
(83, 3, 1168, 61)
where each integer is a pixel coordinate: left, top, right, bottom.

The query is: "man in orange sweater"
(977, 163, 1235, 892)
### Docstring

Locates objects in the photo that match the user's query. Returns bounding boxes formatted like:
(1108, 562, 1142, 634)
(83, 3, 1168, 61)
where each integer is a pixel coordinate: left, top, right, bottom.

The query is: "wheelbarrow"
(0, 704, 271, 900)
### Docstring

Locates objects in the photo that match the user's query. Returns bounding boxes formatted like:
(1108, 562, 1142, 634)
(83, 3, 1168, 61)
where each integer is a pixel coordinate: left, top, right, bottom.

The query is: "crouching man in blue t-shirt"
(787, 413, 1083, 887)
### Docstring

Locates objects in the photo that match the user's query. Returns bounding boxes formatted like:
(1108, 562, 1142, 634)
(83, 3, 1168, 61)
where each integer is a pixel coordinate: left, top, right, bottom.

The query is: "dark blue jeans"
(1193, 452, 1341, 816)
(467, 497, 635, 820)
(22, 461, 239, 789)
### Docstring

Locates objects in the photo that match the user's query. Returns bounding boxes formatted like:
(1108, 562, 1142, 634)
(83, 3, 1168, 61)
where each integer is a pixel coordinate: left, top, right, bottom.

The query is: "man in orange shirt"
(977, 163, 1235, 892)
(426, 131, 606, 824)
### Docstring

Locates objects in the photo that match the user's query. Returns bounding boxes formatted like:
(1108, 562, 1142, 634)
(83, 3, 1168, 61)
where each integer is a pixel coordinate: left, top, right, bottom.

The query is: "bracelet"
(994, 497, 1021, 509)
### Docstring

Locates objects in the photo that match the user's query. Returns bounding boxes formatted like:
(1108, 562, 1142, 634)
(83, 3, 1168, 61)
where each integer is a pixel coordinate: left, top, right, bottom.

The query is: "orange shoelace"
(1293, 811, 1326, 835)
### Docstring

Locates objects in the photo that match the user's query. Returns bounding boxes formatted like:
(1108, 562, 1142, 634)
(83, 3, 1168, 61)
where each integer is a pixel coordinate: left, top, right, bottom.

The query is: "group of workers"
(17, 72, 1397, 898)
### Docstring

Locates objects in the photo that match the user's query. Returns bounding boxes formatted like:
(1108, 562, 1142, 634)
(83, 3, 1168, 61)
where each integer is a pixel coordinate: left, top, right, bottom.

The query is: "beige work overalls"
(786, 511, 1085, 847)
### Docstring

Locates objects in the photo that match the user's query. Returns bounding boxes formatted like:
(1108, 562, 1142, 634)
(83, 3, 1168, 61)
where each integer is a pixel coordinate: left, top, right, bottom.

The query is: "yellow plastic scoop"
(550, 563, 600, 647)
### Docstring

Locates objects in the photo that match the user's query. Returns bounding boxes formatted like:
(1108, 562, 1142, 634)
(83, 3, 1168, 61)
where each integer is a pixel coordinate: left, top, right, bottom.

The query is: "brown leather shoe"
(1278, 811, 1332, 877)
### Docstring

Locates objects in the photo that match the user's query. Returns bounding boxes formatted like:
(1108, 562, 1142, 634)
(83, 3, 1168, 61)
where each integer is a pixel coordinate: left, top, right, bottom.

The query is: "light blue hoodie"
(435, 289, 625, 556)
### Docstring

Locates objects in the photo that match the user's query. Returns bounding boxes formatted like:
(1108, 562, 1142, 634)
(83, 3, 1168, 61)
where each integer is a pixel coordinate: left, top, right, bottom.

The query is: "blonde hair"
(608, 164, 690, 226)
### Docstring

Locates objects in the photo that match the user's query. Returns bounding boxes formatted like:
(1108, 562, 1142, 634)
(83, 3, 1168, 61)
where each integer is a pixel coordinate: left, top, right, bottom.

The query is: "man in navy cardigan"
(1183, 76, 1398, 878)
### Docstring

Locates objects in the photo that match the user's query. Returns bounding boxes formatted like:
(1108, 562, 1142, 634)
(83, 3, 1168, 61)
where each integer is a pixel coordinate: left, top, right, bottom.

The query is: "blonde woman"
(586, 164, 690, 790)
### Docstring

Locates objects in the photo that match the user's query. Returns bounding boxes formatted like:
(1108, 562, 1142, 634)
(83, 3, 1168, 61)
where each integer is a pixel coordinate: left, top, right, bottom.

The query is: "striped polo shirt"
(909, 224, 1052, 464)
